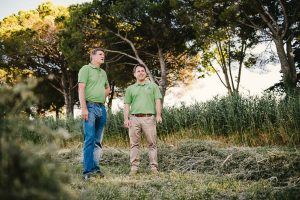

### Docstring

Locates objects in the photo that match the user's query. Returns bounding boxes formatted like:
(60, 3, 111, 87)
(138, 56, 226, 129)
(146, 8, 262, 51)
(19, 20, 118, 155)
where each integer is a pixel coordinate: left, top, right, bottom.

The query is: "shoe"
(129, 169, 138, 176)
(82, 173, 91, 181)
(95, 170, 105, 178)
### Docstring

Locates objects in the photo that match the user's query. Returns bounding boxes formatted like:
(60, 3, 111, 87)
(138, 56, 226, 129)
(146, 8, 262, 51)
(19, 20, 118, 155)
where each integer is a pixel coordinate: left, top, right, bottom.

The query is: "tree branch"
(49, 82, 64, 94)
(107, 29, 156, 82)
(279, 0, 289, 38)
(103, 48, 137, 61)
(209, 61, 227, 89)
(257, 0, 279, 31)
(105, 54, 125, 64)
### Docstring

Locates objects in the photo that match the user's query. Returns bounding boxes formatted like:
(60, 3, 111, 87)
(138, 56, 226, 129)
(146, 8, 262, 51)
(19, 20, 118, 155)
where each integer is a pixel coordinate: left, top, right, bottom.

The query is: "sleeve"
(105, 79, 109, 88)
(104, 72, 109, 88)
(124, 87, 132, 104)
(78, 66, 88, 84)
(153, 83, 162, 99)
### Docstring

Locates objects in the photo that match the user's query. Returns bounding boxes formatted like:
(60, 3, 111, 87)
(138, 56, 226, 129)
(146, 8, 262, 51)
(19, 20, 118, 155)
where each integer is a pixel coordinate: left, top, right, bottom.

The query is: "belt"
(86, 101, 104, 106)
(132, 113, 154, 117)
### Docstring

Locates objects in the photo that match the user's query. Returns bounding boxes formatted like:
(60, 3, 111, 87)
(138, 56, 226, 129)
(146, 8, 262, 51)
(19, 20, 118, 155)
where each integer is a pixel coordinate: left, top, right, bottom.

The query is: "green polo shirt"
(124, 81, 162, 114)
(78, 63, 109, 103)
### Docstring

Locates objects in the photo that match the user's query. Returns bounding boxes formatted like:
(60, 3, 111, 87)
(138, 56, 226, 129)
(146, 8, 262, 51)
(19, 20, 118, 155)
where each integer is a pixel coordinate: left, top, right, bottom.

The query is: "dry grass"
(57, 139, 300, 200)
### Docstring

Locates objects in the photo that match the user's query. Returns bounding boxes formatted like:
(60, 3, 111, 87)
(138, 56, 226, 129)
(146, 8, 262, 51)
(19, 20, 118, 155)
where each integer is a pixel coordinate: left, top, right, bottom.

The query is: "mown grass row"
(59, 140, 300, 200)
(41, 93, 300, 146)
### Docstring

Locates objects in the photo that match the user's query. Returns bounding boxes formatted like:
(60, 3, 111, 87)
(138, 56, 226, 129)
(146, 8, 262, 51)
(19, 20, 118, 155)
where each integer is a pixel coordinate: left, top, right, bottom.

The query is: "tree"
(0, 2, 78, 118)
(65, 0, 196, 103)
(34, 78, 65, 118)
(238, 0, 300, 91)
(0, 67, 64, 118)
(182, 0, 258, 94)
(0, 67, 33, 86)
(198, 27, 257, 94)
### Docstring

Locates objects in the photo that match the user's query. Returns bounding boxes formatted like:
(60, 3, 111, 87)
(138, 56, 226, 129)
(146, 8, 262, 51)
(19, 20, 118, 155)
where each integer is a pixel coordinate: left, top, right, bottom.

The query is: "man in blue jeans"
(78, 48, 110, 180)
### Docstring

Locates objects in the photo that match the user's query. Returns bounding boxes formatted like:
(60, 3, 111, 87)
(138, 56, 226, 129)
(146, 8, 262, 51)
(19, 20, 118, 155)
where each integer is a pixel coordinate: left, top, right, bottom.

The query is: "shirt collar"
(88, 63, 101, 70)
(135, 80, 150, 86)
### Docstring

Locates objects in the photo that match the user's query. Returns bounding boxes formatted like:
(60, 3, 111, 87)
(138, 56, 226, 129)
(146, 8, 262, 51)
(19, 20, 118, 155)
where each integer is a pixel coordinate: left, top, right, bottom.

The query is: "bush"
(0, 80, 75, 199)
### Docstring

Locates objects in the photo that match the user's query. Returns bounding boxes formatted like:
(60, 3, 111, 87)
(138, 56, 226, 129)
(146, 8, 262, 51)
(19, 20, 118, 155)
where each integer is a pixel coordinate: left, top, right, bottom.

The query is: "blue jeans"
(83, 102, 107, 175)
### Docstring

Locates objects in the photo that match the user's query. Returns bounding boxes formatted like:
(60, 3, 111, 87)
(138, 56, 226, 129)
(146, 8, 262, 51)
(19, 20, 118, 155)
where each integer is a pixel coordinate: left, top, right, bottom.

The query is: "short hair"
(90, 48, 104, 61)
(133, 64, 147, 73)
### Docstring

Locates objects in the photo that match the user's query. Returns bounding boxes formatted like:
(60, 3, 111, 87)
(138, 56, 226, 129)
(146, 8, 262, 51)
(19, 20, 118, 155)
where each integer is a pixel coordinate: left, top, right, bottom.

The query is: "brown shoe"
(129, 170, 138, 176)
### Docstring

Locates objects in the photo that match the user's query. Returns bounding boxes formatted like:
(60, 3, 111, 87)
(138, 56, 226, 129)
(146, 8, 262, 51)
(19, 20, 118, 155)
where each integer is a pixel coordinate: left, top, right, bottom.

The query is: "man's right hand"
(123, 119, 131, 128)
(81, 108, 88, 120)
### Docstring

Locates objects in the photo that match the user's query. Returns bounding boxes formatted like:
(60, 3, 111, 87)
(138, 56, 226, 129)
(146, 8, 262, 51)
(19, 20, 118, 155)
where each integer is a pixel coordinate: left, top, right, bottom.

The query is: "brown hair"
(133, 64, 147, 73)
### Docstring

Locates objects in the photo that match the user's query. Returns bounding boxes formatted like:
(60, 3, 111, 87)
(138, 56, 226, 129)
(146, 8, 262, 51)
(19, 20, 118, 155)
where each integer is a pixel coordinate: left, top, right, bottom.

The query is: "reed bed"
(42, 94, 300, 146)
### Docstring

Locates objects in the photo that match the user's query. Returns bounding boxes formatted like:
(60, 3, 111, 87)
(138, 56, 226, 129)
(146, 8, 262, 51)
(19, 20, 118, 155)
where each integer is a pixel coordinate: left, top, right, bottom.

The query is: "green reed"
(39, 93, 300, 146)
(105, 93, 300, 145)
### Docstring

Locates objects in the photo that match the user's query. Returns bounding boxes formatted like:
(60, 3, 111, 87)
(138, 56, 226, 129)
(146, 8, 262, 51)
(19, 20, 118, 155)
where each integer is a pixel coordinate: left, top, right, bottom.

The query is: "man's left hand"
(156, 115, 162, 123)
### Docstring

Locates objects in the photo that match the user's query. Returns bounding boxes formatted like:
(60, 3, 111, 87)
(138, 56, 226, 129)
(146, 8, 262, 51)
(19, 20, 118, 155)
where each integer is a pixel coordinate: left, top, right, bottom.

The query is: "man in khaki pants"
(124, 64, 162, 176)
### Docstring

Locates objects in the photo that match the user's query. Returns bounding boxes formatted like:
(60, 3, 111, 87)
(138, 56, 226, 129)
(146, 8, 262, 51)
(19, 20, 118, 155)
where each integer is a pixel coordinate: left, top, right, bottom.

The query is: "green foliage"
(0, 80, 75, 199)
(0, 2, 78, 117)
(33, 78, 65, 116)
(237, 0, 300, 90)
(185, 0, 259, 93)
(0, 142, 72, 200)
(63, 0, 197, 92)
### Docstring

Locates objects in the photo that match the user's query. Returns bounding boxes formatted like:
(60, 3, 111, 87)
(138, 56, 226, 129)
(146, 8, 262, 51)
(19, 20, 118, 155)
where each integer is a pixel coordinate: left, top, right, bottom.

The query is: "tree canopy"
(1, 0, 299, 116)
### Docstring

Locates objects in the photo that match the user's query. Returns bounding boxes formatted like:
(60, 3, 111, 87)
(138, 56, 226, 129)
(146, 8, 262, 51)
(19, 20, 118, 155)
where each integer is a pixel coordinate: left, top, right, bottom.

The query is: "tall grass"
(106, 94, 300, 146)
(42, 93, 300, 146)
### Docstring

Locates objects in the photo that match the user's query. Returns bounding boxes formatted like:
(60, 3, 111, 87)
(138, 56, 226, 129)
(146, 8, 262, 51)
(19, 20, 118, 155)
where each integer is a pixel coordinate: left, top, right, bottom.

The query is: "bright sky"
(163, 43, 282, 107)
(0, 0, 282, 112)
(0, 0, 92, 20)
(164, 65, 281, 106)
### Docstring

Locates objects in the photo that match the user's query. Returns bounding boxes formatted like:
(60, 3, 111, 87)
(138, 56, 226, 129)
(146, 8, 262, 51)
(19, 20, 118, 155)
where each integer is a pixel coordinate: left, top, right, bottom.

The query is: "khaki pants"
(129, 115, 157, 171)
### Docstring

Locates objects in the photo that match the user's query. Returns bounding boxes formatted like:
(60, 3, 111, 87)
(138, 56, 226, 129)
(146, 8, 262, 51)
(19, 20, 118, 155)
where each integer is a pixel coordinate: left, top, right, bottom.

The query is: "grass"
(20, 93, 300, 198)
(43, 93, 300, 146)
(57, 139, 300, 200)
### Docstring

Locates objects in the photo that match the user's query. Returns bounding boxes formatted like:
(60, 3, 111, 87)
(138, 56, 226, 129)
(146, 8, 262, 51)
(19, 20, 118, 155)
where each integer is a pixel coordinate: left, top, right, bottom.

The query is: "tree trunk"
(216, 41, 233, 95)
(61, 71, 74, 119)
(274, 38, 297, 90)
(63, 89, 73, 119)
(157, 46, 167, 104)
(55, 107, 60, 120)
(221, 66, 233, 95)
(236, 41, 246, 92)
(107, 80, 115, 110)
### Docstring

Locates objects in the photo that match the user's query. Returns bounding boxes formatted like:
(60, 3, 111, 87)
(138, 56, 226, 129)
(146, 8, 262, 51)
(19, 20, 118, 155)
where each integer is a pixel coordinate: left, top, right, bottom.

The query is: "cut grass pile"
(57, 140, 300, 199)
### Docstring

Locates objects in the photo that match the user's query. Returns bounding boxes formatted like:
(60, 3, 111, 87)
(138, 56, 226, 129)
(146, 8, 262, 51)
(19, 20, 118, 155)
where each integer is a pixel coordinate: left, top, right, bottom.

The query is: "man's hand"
(156, 115, 162, 123)
(81, 107, 88, 121)
(124, 119, 131, 128)
(105, 87, 111, 98)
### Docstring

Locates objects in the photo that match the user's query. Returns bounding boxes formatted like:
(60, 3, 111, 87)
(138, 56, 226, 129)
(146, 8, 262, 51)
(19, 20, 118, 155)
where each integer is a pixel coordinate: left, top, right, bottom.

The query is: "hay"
(157, 141, 300, 186)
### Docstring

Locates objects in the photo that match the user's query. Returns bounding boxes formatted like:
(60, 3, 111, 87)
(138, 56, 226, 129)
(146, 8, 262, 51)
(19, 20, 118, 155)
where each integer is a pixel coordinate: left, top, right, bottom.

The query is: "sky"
(0, 0, 282, 112)
(163, 43, 282, 107)
(0, 0, 92, 20)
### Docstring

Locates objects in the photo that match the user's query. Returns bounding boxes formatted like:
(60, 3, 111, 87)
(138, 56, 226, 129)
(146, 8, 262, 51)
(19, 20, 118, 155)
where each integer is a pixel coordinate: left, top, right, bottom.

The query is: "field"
(58, 138, 300, 199)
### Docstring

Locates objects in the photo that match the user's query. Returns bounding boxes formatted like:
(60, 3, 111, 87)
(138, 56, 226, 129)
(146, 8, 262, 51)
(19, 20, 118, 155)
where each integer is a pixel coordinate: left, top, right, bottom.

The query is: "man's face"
(134, 66, 147, 81)
(92, 50, 105, 64)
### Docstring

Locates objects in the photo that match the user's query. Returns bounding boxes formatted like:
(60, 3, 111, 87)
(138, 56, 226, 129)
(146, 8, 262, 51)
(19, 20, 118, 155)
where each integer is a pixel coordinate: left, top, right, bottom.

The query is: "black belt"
(86, 101, 104, 106)
(132, 114, 154, 117)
